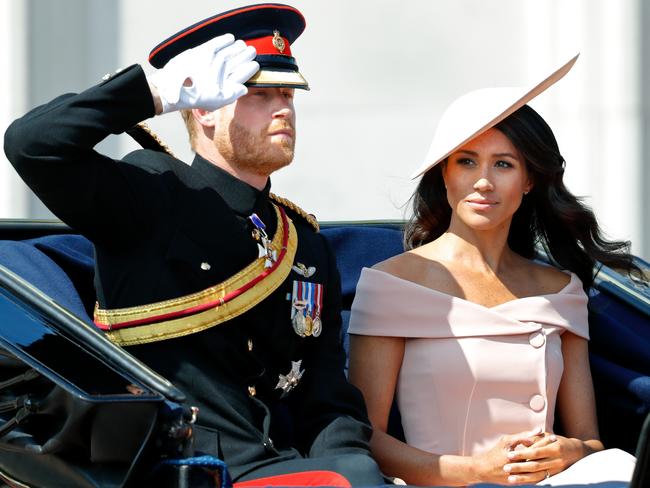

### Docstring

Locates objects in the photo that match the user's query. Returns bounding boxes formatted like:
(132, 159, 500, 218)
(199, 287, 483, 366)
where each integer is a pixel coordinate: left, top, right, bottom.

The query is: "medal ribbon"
(314, 282, 323, 318)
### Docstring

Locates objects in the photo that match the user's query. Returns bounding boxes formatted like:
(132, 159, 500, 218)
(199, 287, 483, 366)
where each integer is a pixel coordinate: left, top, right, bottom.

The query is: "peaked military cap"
(149, 3, 309, 90)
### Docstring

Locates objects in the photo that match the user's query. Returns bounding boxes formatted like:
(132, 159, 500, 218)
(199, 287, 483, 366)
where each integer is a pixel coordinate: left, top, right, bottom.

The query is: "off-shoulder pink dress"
(349, 267, 635, 485)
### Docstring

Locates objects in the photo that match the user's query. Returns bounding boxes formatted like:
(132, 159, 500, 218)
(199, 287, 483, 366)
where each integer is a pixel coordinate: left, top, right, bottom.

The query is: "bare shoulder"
(372, 251, 436, 277)
(524, 260, 573, 294)
(371, 252, 413, 275)
(370, 249, 457, 293)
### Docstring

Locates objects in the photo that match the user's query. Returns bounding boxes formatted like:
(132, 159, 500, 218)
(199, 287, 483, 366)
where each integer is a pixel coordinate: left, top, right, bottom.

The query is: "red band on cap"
(246, 35, 292, 56)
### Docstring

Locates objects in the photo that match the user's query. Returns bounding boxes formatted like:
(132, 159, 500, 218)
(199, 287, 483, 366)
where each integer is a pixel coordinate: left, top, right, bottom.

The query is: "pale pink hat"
(411, 53, 580, 179)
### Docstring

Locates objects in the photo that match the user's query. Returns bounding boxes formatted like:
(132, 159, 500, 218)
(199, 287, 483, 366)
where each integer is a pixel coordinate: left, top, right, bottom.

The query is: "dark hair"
(404, 104, 642, 289)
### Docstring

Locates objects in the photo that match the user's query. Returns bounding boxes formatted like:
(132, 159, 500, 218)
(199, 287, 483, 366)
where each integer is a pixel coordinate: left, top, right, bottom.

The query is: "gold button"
(248, 385, 256, 397)
(247, 338, 253, 351)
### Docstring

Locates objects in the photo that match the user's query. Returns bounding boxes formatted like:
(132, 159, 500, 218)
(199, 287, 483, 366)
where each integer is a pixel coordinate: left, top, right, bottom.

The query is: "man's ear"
(193, 108, 216, 128)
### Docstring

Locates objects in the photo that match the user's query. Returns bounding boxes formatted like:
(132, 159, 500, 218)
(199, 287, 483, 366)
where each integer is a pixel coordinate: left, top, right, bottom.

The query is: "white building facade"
(1, 0, 647, 259)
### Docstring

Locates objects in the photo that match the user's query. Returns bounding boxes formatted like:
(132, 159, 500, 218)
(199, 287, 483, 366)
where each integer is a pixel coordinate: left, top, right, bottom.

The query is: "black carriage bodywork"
(0, 219, 648, 487)
(0, 221, 214, 487)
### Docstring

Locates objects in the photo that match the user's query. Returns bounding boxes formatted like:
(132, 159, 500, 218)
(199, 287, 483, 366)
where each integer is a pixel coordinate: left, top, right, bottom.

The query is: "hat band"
(255, 54, 299, 71)
(246, 35, 292, 56)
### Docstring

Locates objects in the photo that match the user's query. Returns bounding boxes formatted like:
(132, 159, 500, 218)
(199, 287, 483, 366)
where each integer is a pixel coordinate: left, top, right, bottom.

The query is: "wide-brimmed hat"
(411, 53, 579, 179)
(149, 3, 309, 90)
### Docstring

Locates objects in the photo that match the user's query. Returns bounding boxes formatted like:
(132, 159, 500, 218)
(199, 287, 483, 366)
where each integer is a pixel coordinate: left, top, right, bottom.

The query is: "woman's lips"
(466, 198, 498, 210)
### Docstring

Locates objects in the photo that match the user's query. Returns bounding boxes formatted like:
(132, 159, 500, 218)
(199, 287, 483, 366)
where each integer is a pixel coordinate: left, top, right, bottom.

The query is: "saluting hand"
(147, 33, 259, 114)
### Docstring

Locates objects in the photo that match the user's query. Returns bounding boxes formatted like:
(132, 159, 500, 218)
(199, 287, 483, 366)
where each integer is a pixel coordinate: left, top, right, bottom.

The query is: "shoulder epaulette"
(270, 193, 319, 232)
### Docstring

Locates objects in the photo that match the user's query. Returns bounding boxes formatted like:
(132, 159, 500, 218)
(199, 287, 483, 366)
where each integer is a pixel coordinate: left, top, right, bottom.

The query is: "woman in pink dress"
(348, 55, 642, 486)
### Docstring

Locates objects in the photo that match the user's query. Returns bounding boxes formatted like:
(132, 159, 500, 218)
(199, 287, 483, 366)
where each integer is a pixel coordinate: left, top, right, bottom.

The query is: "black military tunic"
(4, 65, 380, 482)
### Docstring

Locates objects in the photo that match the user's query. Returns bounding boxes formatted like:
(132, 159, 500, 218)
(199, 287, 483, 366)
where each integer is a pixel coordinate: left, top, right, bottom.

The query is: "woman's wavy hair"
(404, 104, 641, 289)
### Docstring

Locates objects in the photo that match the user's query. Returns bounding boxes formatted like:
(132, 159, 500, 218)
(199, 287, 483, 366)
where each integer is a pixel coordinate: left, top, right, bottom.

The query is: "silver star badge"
(275, 360, 304, 398)
(257, 239, 277, 268)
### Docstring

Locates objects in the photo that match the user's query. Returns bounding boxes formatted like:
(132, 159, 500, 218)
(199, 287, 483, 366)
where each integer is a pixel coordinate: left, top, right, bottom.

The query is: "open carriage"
(0, 218, 647, 487)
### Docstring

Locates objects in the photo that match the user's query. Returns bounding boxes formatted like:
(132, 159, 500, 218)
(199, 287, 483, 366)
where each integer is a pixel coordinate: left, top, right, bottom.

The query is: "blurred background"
(1, 0, 648, 259)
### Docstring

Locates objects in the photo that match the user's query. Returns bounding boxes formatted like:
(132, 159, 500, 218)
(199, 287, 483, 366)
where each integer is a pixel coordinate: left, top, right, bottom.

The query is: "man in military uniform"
(4, 3, 383, 485)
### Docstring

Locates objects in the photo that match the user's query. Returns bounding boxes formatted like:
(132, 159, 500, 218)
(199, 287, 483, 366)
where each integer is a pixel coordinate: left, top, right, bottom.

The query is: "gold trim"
(246, 69, 309, 90)
(270, 193, 319, 232)
(96, 206, 297, 346)
(136, 122, 176, 158)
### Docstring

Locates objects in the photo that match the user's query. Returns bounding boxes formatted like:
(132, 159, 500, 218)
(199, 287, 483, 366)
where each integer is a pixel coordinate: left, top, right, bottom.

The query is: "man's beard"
(215, 118, 295, 176)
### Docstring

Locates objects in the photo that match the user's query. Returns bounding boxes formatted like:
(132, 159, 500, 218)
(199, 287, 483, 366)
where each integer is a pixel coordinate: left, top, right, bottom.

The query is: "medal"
(304, 315, 313, 336)
(290, 280, 324, 338)
(311, 316, 322, 337)
(249, 213, 277, 267)
(249, 213, 266, 233)
(292, 312, 306, 337)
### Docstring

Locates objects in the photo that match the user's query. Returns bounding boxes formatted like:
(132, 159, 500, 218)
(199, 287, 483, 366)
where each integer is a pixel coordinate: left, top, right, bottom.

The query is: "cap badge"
(272, 30, 286, 53)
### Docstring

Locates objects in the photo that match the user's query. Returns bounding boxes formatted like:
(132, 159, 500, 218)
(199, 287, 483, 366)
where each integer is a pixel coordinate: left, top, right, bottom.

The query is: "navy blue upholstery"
(588, 286, 650, 452)
(0, 234, 94, 323)
(0, 227, 648, 454)
(321, 225, 403, 364)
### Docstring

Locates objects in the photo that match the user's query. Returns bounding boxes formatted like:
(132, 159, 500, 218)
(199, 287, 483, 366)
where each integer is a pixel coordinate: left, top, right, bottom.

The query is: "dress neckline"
(363, 267, 577, 311)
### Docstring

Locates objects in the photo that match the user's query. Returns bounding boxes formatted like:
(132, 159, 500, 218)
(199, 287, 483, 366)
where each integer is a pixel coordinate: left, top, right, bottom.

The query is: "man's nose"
(273, 106, 292, 118)
(271, 93, 294, 118)
(272, 102, 293, 119)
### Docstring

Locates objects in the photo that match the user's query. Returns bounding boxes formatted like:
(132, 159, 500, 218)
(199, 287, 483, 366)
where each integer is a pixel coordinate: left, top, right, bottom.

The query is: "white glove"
(148, 33, 259, 114)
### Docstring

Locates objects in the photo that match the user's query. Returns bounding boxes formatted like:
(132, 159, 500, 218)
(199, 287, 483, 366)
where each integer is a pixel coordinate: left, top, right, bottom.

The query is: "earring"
(523, 190, 529, 195)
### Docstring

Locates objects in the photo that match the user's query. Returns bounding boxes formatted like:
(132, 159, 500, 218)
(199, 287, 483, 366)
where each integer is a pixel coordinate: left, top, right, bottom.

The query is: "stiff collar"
(191, 154, 271, 217)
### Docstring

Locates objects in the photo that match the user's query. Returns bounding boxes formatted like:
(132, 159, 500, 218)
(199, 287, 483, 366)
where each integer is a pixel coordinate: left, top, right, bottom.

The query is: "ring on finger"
(545, 470, 551, 479)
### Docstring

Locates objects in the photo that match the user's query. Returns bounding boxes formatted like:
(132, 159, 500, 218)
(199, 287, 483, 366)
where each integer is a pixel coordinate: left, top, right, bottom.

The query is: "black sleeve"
(3, 64, 159, 246)
(294, 233, 373, 457)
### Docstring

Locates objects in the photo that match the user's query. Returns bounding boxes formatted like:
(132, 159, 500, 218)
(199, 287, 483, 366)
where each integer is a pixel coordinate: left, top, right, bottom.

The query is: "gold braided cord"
(96, 205, 297, 346)
(270, 192, 319, 232)
(136, 122, 176, 158)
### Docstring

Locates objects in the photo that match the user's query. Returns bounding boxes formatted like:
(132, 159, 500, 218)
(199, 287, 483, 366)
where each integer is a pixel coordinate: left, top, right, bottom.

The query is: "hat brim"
(410, 53, 579, 179)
